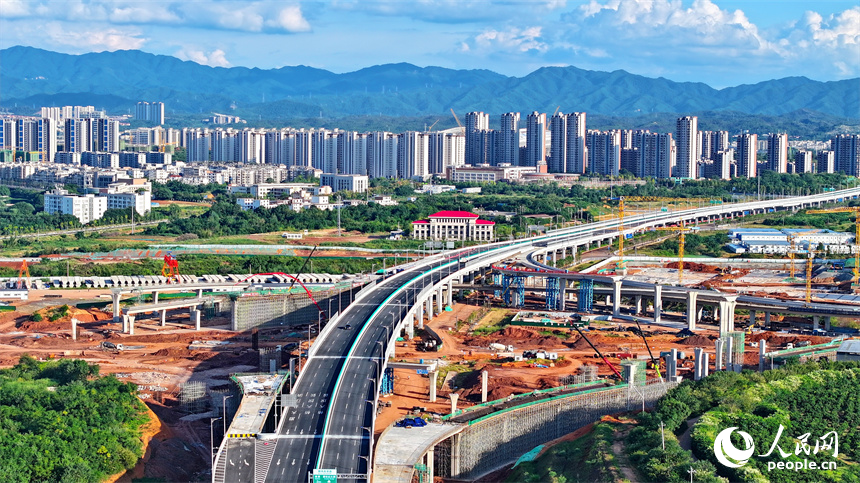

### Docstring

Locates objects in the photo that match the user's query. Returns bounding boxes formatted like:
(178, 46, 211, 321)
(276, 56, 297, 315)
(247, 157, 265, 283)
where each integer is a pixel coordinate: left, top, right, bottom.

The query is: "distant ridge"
(1, 46, 857, 118)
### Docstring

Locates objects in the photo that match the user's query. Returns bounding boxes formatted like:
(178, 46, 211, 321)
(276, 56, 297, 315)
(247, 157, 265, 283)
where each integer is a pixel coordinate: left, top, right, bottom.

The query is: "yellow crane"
(450, 108, 463, 128)
(807, 206, 860, 283)
(654, 223, 695, 285)
(805, 248, 817, 304)
(786, 229, 822, 279)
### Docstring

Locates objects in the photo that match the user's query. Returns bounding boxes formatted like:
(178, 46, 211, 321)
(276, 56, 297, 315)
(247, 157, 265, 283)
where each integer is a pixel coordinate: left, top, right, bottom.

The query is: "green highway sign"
(313, 469, 337, 483)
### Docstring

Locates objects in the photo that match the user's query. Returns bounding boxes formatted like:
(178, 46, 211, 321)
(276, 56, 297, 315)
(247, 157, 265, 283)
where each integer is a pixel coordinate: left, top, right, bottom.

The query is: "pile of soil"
(678, 335, 715, 346)
(745, 331, 830, 346)
(666, 261, 720, 273)
(18, 306, 110, 331)
(462, 326, 568, 349)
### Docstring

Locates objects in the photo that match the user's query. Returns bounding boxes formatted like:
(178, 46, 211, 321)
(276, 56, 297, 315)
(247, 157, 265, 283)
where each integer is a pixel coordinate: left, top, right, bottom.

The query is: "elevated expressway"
(218, 187, 860, 483)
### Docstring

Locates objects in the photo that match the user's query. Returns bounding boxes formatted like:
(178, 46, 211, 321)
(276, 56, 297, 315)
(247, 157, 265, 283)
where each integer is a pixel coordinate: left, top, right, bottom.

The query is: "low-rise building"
(320, 173, 369, 193)
(447, 164, 537, 183)
(411, 210, 495, 242)
(370, 195, 398, 206)
(44, 189, 107, 224)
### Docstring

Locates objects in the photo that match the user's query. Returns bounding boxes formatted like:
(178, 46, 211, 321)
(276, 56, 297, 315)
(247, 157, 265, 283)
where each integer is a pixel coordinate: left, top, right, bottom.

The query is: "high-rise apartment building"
(641, 132, 675, 179)
(498, 112, 520, 166)
(795, 150, 814, 173)
(135, 102, 165, 125)
(832, 135, 860, 177)
(817, 150, 835, 174)
(428, 132, 465, 174)
(766, 133, 788, 173)
(398, 131, 429, 179)
(464, 112, 489, 165)
(38, 118, 56, 163)
(674, 116, 698, 178)
(736, 133, 758, 178)
(368, 131, 398, 179)
(548, 112, 566, 173)
(525, 112, 546, 167)
(566, 112, 587, 174)
(587, 130, 621, 176)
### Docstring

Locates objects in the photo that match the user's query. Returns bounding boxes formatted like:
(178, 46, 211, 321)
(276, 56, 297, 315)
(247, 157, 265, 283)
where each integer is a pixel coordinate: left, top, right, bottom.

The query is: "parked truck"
(489, 343, 515, 352)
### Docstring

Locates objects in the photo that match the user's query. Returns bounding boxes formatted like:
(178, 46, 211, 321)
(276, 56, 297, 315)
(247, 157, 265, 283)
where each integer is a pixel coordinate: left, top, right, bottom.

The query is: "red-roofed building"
(411, 210, 495, 241)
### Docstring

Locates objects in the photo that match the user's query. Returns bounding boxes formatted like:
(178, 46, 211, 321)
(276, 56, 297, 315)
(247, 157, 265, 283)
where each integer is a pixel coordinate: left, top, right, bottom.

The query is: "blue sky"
(1, 0, 857, 87)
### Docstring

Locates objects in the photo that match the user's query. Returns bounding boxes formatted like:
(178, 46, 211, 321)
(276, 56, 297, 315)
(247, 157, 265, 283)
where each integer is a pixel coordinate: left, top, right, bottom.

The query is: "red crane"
(162, 252, 180, 284)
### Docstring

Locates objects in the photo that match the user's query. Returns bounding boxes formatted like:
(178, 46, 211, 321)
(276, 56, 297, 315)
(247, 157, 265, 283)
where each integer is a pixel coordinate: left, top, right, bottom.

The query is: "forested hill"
(2, 46, 858, 118)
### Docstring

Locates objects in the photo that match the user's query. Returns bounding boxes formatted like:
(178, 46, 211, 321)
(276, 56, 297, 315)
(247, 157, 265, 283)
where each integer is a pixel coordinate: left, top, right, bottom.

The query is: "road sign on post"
(313, 469, 337, 483)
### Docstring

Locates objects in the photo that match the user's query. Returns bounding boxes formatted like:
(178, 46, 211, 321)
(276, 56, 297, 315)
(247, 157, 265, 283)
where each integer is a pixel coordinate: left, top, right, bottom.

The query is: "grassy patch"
(471, 309, 513, 336)
(506, 422, 621, 483)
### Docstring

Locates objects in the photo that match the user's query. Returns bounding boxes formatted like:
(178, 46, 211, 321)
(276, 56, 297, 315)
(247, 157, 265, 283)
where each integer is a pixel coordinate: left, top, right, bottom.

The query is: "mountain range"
(1, 46, 858, 119)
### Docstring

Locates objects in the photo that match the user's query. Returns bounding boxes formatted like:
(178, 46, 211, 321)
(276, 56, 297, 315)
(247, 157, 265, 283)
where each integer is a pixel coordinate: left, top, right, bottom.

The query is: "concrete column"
(128, 316, 135, 336)
(605, 295, 611, 306)
(825, 317, 832, 332)
(481, 370, 488, 403)
(152, 291, 159, 304)
(749, 310, 756, 325)
(764, 312, 771, 327)
(191, 309, 201, 330)
(634, 296, 642, 315)
(715, 338, 724, 371)
(719, 298, 737, 337)
(653, 285, 662, 323)
(112, 290, 122, 322)
(436, 286, 443, 313)
(426, 448, 434, 482)
(71, 318, 78, 341)
(429, 371, 438, 402)
(450, 434, 461, 478)
(758, 340, 767, 372)
(694, 347, 704, 380)
(667, 348, 678, 379)
(686, 291, 698, 330)
(446, 282, 453, 306)
(417, 307, 424, 330)
(813, 316, 820, 331)
(425, 297, 433, 321)
(450, 393, 459, 414)
(121, 314, 129, 333)
(405, 313, 414, 339)
(702, 353, 710, 378)
(196, 289, 203, 298)
(612, 281, 622, 317)
(160, 310, 167, 326)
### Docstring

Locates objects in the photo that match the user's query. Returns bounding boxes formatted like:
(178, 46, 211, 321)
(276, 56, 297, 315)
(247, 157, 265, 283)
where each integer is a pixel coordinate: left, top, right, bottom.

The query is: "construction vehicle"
(807, 206, 860, 286)
(571, 322, 623, 379)
(654, 223, 696, 285)
(633, 319, 663, 382)
(161, 252, 180, 284)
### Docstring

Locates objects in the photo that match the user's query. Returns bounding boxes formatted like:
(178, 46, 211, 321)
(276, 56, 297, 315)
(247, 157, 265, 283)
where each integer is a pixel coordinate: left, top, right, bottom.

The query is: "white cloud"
(43, 23, 147, 51)
(176, 48, 231, 67)
(268, 5, 311, 32)
(0, 0, 31, 18)
(474, 26, 548, 53)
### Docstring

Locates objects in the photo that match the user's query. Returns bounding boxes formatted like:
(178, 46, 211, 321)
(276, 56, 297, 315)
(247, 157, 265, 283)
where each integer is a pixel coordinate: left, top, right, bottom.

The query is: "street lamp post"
(222, 395, 234, 437)
(210, 416, 223, 467)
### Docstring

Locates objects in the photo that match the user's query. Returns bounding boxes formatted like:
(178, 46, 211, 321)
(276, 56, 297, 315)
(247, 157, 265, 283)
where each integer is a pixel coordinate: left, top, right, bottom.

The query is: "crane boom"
(808, 206, 860, 284)
(572, 323, 623, 379)
(450, 108, 463, 128)
(654, 223, 694, 285)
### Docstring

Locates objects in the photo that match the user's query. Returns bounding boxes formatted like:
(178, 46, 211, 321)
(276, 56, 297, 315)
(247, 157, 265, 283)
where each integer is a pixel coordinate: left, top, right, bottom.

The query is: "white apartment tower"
(498, 112, 520, 166)
(548, 112, 567, 173)
(674, 116, 698, 178)
(767, 133, 788, 173)
(525, 112, 546, 167)
(736, 133, 758, 178)
(465, 112, 490, 165)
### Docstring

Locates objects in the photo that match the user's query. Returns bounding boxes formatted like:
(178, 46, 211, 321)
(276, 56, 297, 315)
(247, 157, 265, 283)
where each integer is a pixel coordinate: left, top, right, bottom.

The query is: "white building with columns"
(411, 210, 495, 242)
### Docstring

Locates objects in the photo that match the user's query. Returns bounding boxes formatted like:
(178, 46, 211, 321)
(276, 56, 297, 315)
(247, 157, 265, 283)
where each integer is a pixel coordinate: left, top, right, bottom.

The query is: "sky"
(1, 0, 858, 87)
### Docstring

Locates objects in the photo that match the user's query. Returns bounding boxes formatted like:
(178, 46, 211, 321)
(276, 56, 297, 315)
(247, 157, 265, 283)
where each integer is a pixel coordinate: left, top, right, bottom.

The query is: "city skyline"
(1, 1, 858, 87)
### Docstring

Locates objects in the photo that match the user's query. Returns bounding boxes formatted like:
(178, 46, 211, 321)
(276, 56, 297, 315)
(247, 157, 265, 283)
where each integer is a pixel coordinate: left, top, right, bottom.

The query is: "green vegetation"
(0, 355, 148, 482)
(631, 360, 860, 482)
(471, 309, 512, 336)
(506, 421, 622, 483)
(645, 232, 730, 258)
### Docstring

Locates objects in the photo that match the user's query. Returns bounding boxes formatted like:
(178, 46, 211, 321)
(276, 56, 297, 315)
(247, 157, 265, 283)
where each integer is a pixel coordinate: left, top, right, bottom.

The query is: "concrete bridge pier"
(160, 309, 167, 326)
(764, 312, 771, 327)
(653, 285, 662, 323)
(152, 292, 159, 304)
(719, 297, 737, 336)
(191, 309, 201, 330)
(446, 282, 453, 306)
(426, 297, 433, 321)
(758, 340, 767, 372)
(450, 393, 458, 414)
(436, 286, 443, 313)
(429, 371, 438, 402)
(813, 316, 820, 331)
(825, 317, 832, 332)
(112, 290, 122, 323)
(612, 281, 622, 317)
(686, 291, 698, 330)
(749, 310, 757, 326)
(404, 313, 414, 339)
(634, 296, 642, 315)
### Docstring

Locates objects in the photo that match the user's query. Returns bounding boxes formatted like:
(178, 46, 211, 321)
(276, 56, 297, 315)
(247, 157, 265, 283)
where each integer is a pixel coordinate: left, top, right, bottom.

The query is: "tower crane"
(17, 260, 30, 290)
(450, 108, 463, 128)
(786, 229, 822, 279)
(807, 206, 860, 284)
(806, 248, 816, 304)
(654, 223, 696, 285)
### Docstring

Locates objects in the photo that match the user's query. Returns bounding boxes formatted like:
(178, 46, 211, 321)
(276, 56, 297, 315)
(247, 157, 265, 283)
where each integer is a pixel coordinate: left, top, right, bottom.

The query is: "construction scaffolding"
(259, 347, 283, 373)
(231, 285, 359, 331)
(493, 273, 502, 299)
(380, 367, 394, 396)
(438, 381, 678, 480)
(577, 279, 594, 312)
(621, 360, 647, 386)
(179, 381, 208, 413)
(560, 365, 598, 386)
(545, 277, 563, 311)
(502, 274, 526, 307)
(728, 331, 746, 370)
